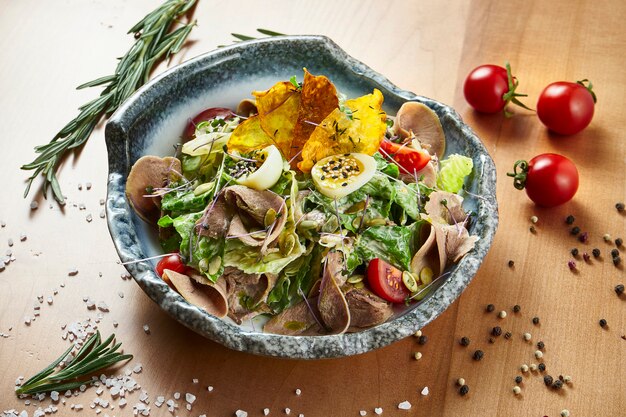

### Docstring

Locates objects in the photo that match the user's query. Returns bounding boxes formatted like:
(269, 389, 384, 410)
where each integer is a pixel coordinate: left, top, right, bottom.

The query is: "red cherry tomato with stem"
(537, 80, 596, 135)
(367, 258, 410, 303)
(463, 62, 532, 115)
(507, 153, 579, 207)
(156, 253, 187, 277)
(380, 140, 430, 175)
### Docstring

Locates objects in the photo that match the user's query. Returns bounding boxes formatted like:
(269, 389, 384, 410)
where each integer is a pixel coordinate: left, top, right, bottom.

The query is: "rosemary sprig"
(228, 28, 285, 44)
(22, 0, 198, 203)
(15, 331, 132, 396)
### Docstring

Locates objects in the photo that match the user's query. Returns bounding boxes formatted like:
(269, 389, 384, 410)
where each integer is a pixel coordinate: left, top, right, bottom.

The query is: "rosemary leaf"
(21, 0, 198, 203)
(15, 331, 132, 396)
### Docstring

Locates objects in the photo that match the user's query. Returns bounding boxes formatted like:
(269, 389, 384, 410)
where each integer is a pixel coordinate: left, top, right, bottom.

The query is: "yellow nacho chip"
(226, 116, 273, 153)
(298, 89, 387, 172)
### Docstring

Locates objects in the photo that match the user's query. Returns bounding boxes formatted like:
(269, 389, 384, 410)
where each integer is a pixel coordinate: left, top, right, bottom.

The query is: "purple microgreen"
(357, 195, 370, 233)
(297, 288, 326, 331)
(121, 253, 177, 265)
(288, 149, 303, 165)
(303, 120, 320, 127)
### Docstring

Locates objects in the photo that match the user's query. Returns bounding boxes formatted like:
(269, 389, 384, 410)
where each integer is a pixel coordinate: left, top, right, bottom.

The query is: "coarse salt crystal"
(185, 393, 196, 404)
(143, 325, 150, 334)
(359, 411, 367, 416)
(284, 408, 290, 415)
(421, 387, 429, 396)
(263, 408, 270, 416)
(397, 401, 411, 410)
(173, 392, 180, 400)
(207, 386, 214, 392)
(235, 411, 248, 417)
(295, 389, 301, 396)
(192, 378, 198, 384)
(374, 408, 383, 415)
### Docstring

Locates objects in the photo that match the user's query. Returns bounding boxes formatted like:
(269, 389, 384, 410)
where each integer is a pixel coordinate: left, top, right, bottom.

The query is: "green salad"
(125, 71, 478, 335)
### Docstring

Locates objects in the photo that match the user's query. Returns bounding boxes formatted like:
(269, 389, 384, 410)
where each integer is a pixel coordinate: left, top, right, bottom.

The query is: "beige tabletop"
(0, 0, 624, 416)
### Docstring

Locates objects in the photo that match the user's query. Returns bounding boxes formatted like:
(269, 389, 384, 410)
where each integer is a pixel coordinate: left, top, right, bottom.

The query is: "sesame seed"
(417, 335, 428, 345)
(374, 407, 383, 415)
(538, 363, 546, 372)
(544, 375, 553, 386)
(508, 260, 515, 268)
(537, 341, 545, 350)
(563, 375, 572, 384)
(295, 389, 301, 396)
(615, 284, 624, 296)
(565, 215, 575, 224)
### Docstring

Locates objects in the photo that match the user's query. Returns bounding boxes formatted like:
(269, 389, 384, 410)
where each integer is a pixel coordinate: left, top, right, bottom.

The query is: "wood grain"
(0, 0, 623, 416)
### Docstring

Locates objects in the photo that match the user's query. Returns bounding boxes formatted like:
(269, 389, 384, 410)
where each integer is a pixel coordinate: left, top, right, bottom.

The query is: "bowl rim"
(105, 34, 498, 359)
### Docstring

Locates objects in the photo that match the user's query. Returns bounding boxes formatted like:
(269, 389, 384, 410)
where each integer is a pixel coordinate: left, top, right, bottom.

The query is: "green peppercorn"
(565, 215, 575, 224)
(459, 385, 469, 396)
(544, 375, 553, 386)
(486, 304, 495, 313)
(460, 336, 470, 346)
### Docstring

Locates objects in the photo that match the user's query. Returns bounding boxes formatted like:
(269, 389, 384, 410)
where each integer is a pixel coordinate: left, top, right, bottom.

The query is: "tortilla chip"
(298, 89, 387, 172)
(290, 69, 339, 166)
(226, 116, 273, 154)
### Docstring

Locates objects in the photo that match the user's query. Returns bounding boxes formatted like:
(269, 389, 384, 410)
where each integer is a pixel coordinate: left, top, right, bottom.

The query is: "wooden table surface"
(1, 1, 624, 416)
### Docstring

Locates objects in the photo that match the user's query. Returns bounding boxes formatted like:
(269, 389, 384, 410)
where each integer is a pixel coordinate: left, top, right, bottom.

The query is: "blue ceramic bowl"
(105, 35, 498, 359)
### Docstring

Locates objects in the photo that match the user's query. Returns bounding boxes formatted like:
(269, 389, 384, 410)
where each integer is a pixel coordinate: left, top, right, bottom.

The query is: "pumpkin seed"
(281, 234, 296, 255)
(264, 208, 277, 228)
(402, 271, 419, 293)
(366, 218, 387, 227)
(353, 282, 365, 289)
(347, 274, 364, 284)
(193, 181, 214, 196)
(321, 216, 339, 233)
(345, 201, 366, 214)
(419, 267, 434, 285)
(208, 256, 222, 275)
(299, 220, 318, 230)
(198, 258, 209, 272)
(352, 217, 363, 230)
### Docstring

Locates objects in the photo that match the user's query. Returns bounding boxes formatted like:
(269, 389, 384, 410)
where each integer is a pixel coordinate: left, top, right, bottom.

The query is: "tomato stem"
(501, 62, 534, 116)
(576, 79, 597, 103)
(506, 160, 529, 190)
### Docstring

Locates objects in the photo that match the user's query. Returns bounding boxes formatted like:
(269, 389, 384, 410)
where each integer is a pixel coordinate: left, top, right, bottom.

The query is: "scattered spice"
(512, 304, 521, 313)
(599, 319, 607, 328)
(613, 256, 622, 266)
(460, 337, 470, 346)
(617, 202, 625, 212)
(570, 248, 579, 257)
(523, 333, 532, 341)
(561, 410, 570, 417)
(604, 233, 612, 242)
(492, 326, 502, 337)
(615, 284, 624, 296)
(417, 335, 428, 345)
(529, 363, 538, 372)
(473, 350, 484, 361)
(538, 363, 546, 372)
(543, 375, 553, 386)
(488, 337, 495, 344)
(508, 260, 515, 268)
(521, 364, 529, 373)
(582, 252, 590, 262)
(611, 249, 620, 258)
(570, 226, 580, 235)
(552, 380, 563, 390)
(578, 232, 588, 243)
(532, 317, 540, 325)
(512, 386, 521, 395)
(486, 304, 495, 313)
(529, 225, 536, 234)
(535, 350, 543, 359)
(515, 376, 522, 384)
(498, 310, 507, 319)
(565, 215, 575, 225)
(459, 385, 469, 396)
(457, 378, 465, 386)
(413, 352, 422, 360)
(616, 237, 623, 247)
(530, 216, 538, 224)
(537, 341, 545, 350)
(568, 260, 576, 270)
(592, 248, 601, 258)
(504, 332, 512, 340)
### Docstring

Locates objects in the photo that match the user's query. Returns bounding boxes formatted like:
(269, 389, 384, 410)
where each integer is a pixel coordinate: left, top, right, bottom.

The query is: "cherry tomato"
(463, 62, 530, 114)
(155, 254, 187, 277)
(537, 80, 596, 135)
(183, 107, 234, 140)
(508, 153, 579, 207)
(379, 140, 430, 174)
(367, 258, 410, 303)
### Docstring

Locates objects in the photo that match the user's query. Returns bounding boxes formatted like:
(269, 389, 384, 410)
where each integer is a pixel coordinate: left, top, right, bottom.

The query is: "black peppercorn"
(571, 248, 579, 257)
(460, 336, 470, 346)
(544, 375, 553, 386)
(617, 202, 625, 212)
(615, 284, 625, 296)
(532, 317, 540, 325)
(513, 305, 521, 313)
(565, 215, 575, 224)
(492, 326, 502, 337)
(552, 380, 563, 390)
(504, 332, 512, 339)
(488, 337, 495, 344)
(570, 226, 580, 235)
(418, 335, 428, 345)
(537, 341, 545, 350)
(459, 385, 469, 396)
(473, 350, 484, 361)
(592, 248, 601, 258)
(515, 376, 523, 384)
(486, 304, 495, 312)
(538, 363, 546, 372)
(611, 249, 620, 258)
(599, 318, 607, 328)
(508, 260, 515, 268)
(613, 256, 621, 266)
(616, 238, 623, 247)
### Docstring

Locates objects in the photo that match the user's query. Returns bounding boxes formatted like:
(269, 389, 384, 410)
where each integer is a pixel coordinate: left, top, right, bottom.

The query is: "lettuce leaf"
(437, 154, 473, 193)
(355, 223, 423, 270)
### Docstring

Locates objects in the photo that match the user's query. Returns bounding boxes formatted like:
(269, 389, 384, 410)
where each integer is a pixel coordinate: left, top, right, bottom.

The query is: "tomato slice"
(156, 254, 187, 277)
(379, 140, 430, 174)
(367, 258, 411, 303)
(183, 107, 235, 140)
